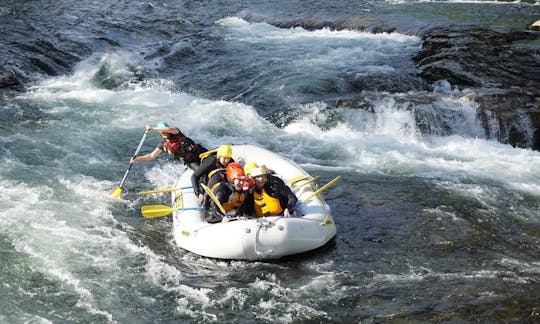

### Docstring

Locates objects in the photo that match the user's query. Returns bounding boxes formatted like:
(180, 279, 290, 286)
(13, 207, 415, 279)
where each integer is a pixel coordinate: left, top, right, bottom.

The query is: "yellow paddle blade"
(201, 184, 226, 214)
(141, 205, 175, 218)
(111, 187, 122, 198)
(301, 176, 341, 203)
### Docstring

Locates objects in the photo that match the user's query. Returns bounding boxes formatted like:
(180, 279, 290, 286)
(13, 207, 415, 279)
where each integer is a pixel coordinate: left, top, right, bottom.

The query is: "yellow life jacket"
(253, 189, 283, 217)
(222, 192, 246, 212)
(210, 182, 246, 212)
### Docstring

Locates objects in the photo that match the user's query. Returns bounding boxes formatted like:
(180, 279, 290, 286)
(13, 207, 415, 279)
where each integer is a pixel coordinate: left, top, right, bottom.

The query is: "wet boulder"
(0, 67, 21, 89)
(412, 26, 540, 150)
(413, 26, 540, 94)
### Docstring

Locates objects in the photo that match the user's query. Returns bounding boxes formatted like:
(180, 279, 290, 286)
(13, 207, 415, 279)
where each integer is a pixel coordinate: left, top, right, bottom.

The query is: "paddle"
(287, 175, 341, 215)
(112, 130, 149, 198)
(201, 183, 226, 214)
(300, 176, 341, 203)
(286, 175, 309, 185)
(138, 186, 192, 195)
(141, 205, 203, 218)
(291, 176, 320, 191)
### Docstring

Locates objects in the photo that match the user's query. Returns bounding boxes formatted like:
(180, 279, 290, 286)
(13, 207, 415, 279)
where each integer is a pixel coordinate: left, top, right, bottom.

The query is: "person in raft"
(205, 162, 253, 223)
(130, 122, 207, 171)
(245, 166, 298, 218)
(191, 144, 235, 203)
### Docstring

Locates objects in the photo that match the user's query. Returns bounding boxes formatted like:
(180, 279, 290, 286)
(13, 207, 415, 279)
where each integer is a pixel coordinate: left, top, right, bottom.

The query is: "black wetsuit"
(190, 155, 234, 197)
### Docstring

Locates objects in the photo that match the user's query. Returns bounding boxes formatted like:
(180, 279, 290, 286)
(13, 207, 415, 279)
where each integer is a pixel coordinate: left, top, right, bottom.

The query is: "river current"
(1, 0, 539, 323)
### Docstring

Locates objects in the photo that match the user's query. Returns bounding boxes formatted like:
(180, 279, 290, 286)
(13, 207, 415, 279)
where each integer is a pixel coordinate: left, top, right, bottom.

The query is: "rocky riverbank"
(413, 25, 540, 150)
(327, 24, 540, 150)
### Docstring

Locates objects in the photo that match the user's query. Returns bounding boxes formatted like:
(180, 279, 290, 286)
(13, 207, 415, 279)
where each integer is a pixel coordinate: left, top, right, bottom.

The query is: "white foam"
(214, 17, 421, 78)
(282, 92, 540, 198)
(216, 17, 419, 43)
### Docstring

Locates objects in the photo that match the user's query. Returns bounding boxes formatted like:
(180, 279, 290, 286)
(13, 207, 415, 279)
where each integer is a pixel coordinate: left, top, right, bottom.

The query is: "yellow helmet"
(216, 144, 233, 159)
(250, 167, 267, 178)
(243, 161, 258, 176)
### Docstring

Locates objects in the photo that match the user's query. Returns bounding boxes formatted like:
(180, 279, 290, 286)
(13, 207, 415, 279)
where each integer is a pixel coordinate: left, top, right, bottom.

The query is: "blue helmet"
(156, 121, 169, 128)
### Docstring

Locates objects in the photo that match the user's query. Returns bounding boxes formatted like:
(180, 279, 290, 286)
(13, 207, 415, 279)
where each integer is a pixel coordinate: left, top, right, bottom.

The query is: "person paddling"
(130, 122, 207, 171)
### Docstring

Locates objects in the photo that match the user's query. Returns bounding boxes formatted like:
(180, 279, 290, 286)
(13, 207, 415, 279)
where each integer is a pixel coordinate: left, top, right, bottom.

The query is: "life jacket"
(210, 182, 246, 212)
(222, 191, 246, 212)
(253, 189, 283, 217)
(162, 133, 196, 160)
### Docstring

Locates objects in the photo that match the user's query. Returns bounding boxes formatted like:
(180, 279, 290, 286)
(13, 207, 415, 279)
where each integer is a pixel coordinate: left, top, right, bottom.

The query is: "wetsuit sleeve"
(277, 181, 298, 211)
(191, 157, 214, 196)
(213, 183, 231, 204)
(239, 192, 255, 217)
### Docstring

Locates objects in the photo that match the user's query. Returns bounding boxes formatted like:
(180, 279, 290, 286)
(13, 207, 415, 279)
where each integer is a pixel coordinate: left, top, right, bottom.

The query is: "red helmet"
(226, 162, 245, 181)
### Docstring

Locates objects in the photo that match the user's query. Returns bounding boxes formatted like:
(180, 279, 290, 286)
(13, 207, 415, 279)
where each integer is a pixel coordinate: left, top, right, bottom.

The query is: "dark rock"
(330, 97, 374, 112)
(412, 26, 540, 150)
(0, 67, 21, 89)
(471, 92, 540, 149)
(413, 27, 540, 95)
(267, 16, 397, 34)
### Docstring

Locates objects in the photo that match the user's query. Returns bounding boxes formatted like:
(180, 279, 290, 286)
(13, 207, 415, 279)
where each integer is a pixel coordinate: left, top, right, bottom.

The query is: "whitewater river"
(1, 0, 539, 322)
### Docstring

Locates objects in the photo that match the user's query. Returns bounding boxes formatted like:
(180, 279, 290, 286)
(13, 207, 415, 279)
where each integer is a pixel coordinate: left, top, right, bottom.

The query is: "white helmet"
(249, 167, 267, 178)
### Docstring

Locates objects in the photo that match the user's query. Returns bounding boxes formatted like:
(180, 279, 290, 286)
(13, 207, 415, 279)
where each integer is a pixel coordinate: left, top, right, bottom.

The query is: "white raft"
(170, 144, 337, 260)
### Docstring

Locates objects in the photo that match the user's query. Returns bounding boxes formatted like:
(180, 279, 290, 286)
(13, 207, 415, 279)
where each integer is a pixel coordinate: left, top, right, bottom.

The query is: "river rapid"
(1, 0, 539, 322)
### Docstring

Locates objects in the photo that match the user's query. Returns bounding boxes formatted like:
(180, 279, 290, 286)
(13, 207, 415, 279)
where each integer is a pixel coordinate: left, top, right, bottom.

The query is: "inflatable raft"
(170, 144, 337, 260)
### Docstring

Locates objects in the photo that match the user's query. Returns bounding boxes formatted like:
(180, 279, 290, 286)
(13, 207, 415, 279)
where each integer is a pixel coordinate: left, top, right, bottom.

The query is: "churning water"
(1, 0, 539, 322)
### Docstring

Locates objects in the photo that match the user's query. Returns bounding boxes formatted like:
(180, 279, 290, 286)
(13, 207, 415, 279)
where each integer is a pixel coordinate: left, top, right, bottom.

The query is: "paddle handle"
(118, 130, 149, 189)
(138, 186, 193, 195)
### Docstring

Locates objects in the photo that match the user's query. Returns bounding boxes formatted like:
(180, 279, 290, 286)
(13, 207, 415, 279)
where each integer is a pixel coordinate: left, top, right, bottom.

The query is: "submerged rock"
(0, 67, 21, 90)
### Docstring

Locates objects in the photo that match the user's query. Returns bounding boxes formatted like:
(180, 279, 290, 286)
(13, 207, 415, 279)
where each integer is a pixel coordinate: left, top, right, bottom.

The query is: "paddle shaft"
(201, 183, 227, 214)
(117, 130, 149, 190)
(291, 176, 320, 191)
(301, 176, 341, 203)
(138, 185, 192, 195)
(290, 176, 342, 210)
